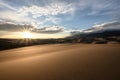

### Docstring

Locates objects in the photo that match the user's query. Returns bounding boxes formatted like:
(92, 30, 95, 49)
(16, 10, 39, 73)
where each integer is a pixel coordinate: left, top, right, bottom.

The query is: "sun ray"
(22, 31, 33, 38)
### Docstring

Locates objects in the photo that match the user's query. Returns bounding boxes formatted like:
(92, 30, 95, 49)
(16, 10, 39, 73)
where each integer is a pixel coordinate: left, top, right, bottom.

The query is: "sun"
(22, 31, 33, 38)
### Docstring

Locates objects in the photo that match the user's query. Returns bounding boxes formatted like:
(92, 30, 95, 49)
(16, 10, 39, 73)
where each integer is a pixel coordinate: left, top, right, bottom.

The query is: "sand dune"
(0, 44, 120, 80)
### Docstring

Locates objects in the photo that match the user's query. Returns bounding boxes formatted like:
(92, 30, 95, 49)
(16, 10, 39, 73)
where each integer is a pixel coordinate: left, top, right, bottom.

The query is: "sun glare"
(22, 31, 33, 38)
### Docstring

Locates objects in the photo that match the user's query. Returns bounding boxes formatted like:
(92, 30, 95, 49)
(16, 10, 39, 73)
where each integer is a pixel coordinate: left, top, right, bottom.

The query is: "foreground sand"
(0, 44, 120, 80)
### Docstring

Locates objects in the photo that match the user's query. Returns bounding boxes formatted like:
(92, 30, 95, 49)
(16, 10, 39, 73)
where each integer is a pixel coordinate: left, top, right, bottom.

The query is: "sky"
(0, 0, 120, 39)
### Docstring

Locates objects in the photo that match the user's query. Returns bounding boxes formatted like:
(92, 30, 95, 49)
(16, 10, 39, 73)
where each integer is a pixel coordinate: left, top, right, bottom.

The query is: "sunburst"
(22, 31, 33, 38)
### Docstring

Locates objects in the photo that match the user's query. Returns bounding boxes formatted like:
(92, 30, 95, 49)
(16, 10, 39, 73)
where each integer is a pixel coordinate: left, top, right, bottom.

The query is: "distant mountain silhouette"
(65, 29, 120, 43)
(0, 29, 120, 50)
(70, 29, 120, 38)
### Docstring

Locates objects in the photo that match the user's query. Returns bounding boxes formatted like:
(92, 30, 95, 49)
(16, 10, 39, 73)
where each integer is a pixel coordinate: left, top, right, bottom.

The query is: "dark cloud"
(32, 26, 63, 34)
(82, 20, 120, 33)
(70, 20, 120, 35)
(69, 30, 83, 35)
(0, 23, 34, 32)
(0, 23, 64, 34)
(95, 21, 120, 29)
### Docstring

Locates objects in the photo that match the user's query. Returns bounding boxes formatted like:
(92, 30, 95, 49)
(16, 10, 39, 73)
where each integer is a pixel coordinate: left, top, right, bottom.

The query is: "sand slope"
(0, 44, 120, 80)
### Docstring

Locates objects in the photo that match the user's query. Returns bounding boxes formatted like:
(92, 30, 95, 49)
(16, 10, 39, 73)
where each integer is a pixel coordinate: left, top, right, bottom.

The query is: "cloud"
(69, 29, 83, 35)
(0, 0, 17, 11)
(0, 23, 34, 32)
(93, 21, 120, 29)
(18, 3, 74, 18)
(83, 20, 120, 32)
(0, 10, 35, 25)
(17, 2, 74, 26)
(32, 25, 64, 34)
(43, 16, 61, 24)
(0, 22, 64, 34)
(0, 0, 39, 26)
(70, 20, 120, 35)
(0, 1, 75, 27)
(76, 0, 120, 17)
(89, 0, 116, 10)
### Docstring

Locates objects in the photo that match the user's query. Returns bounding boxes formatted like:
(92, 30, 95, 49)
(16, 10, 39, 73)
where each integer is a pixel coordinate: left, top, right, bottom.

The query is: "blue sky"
(0, 0, 120, 38)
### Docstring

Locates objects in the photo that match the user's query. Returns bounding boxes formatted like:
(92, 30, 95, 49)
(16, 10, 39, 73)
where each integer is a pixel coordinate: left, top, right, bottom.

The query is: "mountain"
(65, 29, 120, 44)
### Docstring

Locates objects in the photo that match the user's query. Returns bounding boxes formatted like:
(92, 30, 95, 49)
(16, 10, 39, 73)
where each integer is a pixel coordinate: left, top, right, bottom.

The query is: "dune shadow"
(0, 44, 77, 63)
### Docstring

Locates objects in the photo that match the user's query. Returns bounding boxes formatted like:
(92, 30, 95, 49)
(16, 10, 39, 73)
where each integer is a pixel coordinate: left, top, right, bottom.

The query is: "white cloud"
(0, 0, 35, 25)
(0, 1, 75, 27)
(0, 0, 17, 11)
(44, 16, 61, 24)
(0, 10, 38, 26)
(18, 3, 74, 18)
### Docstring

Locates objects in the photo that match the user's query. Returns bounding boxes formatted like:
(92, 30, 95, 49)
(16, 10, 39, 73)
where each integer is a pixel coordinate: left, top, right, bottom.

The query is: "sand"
(0, 44, 120, 80)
